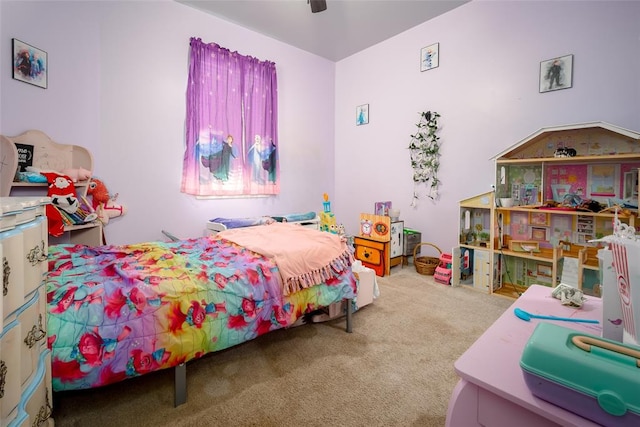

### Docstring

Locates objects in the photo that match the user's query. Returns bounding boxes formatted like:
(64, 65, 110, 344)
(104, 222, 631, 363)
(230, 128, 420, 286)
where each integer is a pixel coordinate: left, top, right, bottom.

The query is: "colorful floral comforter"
(46, 236, 356, 391)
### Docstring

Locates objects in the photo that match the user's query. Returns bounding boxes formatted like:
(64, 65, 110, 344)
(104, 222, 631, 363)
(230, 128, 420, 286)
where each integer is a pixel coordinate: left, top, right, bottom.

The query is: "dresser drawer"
(17, 217, 47, 298)
(0, 320, 22, 424)
(12, 351, 53, 427)
(1, 229, 25, 323)
(17, 290, 47, 387)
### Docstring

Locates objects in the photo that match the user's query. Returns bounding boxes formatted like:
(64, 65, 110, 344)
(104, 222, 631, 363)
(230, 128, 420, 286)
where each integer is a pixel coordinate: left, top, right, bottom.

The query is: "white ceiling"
(178, 0, 469, 61)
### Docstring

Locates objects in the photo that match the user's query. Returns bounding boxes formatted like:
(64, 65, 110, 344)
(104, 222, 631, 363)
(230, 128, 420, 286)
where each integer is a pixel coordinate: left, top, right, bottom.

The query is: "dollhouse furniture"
(457, 122, 640, 296)
(1, 130, 103, 246)
(0, 196, 54, 426)
(446, 284, 602, 427)
(353, 213, 403, 276)
(434, 252, 453, 285)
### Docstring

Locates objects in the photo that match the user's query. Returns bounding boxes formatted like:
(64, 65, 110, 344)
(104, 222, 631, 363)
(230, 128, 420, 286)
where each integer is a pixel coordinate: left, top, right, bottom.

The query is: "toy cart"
(434, 252, 453, 285)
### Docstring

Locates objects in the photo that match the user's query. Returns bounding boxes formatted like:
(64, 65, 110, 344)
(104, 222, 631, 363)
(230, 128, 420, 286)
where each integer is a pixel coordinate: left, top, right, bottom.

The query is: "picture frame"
(537, 264, 552, 278)
(531, 227, 547, 241)
(356, 104, 369, 126)
(420, 43, 439, 72)
(587, 164, 619, 198)
(374, 201, 392, 216)
(12, 38, 47, 89)
(539, 54, 573, 93)
(529, 212, 549, 226)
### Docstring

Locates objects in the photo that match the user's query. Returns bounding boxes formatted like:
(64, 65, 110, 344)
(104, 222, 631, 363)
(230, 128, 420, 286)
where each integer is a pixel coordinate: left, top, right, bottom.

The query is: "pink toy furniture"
(446, 284, 603, 427)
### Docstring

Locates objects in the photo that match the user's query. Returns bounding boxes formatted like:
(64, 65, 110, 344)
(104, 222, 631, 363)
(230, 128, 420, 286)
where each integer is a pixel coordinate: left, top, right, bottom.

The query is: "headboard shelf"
(1, 129, 94, 196)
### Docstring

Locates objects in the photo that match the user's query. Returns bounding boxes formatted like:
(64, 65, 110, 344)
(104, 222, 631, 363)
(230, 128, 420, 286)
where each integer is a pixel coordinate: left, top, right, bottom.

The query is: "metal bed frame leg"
(346, 298, 353, 333)
(174, 363, 187, 407)
(172, 298, 352, 407)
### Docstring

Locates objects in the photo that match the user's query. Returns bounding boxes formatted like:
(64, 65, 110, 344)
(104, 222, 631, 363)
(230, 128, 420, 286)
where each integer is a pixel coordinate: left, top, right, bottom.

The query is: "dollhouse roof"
(491, 121, 640, 161)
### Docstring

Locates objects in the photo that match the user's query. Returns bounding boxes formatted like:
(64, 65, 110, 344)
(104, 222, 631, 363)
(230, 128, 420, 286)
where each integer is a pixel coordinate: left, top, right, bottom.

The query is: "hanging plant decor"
(409, 110, 441, 206)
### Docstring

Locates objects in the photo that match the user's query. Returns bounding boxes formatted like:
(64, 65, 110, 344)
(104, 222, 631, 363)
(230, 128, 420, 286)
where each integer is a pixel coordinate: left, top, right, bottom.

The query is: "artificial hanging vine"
(409, 110, 441, 206)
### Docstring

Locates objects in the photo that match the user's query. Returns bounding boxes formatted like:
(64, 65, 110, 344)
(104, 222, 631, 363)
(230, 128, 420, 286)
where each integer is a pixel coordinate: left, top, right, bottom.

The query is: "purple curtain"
(182, 38, 279, 196)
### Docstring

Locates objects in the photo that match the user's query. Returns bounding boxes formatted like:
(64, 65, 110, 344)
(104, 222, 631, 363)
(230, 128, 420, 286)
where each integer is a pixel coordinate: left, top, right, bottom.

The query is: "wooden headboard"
(0, 136, 18, 197)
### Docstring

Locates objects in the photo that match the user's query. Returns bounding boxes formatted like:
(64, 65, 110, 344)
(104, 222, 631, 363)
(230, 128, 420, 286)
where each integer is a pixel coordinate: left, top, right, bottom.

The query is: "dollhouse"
(456, 122, 640, 297)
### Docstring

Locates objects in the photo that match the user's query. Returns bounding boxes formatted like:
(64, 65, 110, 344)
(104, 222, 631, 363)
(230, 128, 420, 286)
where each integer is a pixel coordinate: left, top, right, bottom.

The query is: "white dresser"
(0, 197, 53, 427)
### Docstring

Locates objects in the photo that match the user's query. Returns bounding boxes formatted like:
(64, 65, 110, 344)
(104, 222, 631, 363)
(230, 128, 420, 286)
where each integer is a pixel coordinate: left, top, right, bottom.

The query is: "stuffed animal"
(87, 177, 127, 225)
(61, 167, 92, 183)
(41, 172, 79, 237)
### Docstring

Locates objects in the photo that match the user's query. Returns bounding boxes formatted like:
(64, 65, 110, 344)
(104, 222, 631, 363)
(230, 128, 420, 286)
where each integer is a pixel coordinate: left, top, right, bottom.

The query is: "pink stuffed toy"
(61, 167, 92, 183)
(87, 177, 127, 225)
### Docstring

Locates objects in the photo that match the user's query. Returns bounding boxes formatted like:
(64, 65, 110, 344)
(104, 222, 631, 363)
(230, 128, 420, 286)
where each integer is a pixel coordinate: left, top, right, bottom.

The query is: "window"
(181, 38, 279, 197)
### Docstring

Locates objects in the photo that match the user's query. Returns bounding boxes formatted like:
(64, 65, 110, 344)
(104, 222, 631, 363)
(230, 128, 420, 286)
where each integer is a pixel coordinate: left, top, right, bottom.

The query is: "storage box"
(521, 322, 640, 426)
(599, 248, 624, 342)
(354, 267, 375, 308)
(403, 229, 421, 256)
(610, 235, 640, 346)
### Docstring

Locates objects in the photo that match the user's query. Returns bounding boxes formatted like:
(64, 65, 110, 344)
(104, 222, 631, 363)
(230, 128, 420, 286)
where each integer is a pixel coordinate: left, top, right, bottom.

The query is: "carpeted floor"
(51, 267, 514, 427)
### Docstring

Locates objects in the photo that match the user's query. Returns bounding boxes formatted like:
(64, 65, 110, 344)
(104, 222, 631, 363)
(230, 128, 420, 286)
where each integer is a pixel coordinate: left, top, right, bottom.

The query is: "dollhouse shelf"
(457, 121, 640, 298)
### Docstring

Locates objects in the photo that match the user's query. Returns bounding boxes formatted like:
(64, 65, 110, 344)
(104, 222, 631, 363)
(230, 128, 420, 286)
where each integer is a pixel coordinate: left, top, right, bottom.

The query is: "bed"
(46, 222, 356, 406)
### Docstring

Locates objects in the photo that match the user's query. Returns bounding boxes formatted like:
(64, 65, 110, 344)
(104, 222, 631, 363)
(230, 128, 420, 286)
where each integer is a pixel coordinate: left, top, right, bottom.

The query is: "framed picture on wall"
(539, 54, 573, 93)
(12, 38, 48, 89)
(420, 43, 439, 72)
(356, 104, 369, 125)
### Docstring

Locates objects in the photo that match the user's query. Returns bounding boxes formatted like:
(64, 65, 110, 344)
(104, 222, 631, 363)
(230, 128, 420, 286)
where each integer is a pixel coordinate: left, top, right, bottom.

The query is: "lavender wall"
(1, 1, 336, 244)
(2, 1, 639, 252)
(334, 0, 640, 253)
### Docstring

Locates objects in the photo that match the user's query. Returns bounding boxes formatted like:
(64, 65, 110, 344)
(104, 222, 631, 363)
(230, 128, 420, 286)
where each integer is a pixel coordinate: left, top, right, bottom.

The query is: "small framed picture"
(374, 201, 392, 216)
(420, 43, 439, 72)
(356, 104, 369, 126)
(537, 264, 552, 278)
(529, 212, 549, 226)
(12, 38, 48, 89)
(531, 227, 547, 241)
(539, 54, 573, 93)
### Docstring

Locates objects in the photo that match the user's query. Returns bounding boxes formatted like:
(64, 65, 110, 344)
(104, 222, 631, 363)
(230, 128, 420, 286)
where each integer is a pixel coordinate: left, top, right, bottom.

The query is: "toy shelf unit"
(492, 121, 640, 297)
(0, 130, 103, 246)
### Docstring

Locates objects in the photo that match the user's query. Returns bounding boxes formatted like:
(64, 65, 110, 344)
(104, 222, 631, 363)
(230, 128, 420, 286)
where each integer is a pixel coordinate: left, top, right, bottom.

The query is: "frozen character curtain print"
(182, 38, 280, 197)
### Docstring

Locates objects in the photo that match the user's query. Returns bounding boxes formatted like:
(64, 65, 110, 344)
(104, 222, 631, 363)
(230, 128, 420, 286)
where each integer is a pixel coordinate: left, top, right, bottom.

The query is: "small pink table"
(446, 285, 603, 427)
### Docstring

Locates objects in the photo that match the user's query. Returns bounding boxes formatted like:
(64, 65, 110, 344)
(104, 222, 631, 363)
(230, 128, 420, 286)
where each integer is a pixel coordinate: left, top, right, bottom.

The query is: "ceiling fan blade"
(310, 0, 327, 13)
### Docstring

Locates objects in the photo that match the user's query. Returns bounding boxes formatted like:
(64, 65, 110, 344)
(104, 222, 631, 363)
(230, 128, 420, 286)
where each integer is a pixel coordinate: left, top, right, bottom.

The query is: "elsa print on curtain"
(182, 38, 280, 197)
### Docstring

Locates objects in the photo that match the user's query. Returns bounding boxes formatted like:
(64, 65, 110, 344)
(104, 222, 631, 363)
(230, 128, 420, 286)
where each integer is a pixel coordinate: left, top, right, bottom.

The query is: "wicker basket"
(413, 242, 442, 275)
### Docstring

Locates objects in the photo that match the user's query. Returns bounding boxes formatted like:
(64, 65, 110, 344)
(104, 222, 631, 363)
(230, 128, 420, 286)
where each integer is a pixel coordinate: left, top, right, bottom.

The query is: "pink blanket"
(216, 222, 353, 295)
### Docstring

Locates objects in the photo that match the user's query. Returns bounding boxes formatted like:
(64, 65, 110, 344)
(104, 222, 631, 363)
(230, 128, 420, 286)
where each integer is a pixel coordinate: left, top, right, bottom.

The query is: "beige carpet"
(52, 268, 514, 427)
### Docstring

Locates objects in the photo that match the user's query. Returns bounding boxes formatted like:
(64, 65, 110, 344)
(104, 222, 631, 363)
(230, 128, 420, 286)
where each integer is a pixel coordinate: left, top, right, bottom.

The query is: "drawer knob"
(0, 360, 6, 398)
(2, 256, 9, 297)
(33, 390, 53, 425)
(24, 314, 46, 348)
(26, 240, 47, 266)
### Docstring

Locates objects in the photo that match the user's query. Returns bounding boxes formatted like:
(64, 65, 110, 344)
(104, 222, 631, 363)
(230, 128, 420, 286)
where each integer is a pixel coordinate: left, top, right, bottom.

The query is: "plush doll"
(87, 177, 127, 225)
(61, 167, 92, 183)
(41, 172, 79, 237)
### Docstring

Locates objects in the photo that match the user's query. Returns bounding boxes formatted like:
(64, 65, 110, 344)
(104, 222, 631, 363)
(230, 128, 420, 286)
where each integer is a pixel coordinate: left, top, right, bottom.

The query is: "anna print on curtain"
(181, 38, 280, 197)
